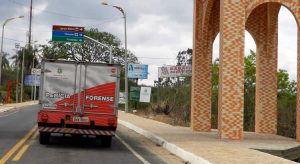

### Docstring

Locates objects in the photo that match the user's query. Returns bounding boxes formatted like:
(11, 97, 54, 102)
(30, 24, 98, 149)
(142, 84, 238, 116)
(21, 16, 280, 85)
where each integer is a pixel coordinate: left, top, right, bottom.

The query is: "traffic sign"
(24, 75, 40, 86)
(52, 25, 84, 32)
(31, 68, 41, 75)
(130, 87, 140, 101)
(52, 31, 84, 38)
(52, 25, 85, 43)
(52, 37, 84, 43)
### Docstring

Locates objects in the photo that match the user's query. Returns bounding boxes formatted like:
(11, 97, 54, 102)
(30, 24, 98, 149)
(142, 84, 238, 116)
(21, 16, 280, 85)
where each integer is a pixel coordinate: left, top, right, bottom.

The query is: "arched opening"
(245, 2, 298, 138)
(277, 6, 297, 138)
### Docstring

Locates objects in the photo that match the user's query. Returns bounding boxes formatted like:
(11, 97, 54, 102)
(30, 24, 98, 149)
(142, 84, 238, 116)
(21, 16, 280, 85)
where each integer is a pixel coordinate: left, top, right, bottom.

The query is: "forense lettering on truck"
(85, 95, 114, 102)
(45, 92, 71, 99)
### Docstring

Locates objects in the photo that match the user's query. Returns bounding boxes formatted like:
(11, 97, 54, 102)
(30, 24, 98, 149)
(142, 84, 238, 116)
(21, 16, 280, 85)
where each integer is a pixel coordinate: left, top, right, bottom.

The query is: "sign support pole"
(34, 74, 36, 102)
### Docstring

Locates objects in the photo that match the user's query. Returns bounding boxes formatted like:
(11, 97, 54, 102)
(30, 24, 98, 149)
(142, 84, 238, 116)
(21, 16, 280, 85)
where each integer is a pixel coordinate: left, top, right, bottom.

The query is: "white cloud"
(33, 2, 48, 16)
(1, 1, 298, 86)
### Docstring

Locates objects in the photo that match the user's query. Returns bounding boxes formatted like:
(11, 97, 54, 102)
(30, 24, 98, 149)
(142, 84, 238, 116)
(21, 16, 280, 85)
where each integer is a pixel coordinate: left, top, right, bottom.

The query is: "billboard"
(158, 65, 192, 78)
(128, 64, 148, 79)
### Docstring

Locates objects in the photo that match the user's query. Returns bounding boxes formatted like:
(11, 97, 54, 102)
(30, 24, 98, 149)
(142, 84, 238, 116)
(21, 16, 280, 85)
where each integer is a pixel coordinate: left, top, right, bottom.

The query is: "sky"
(0, 0, 298, 86)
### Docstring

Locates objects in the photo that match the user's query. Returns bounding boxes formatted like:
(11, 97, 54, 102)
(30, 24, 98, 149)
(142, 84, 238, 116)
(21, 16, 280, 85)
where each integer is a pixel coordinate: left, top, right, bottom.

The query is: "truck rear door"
(41, 61, 120, 116)
(81, 64, 120, 115)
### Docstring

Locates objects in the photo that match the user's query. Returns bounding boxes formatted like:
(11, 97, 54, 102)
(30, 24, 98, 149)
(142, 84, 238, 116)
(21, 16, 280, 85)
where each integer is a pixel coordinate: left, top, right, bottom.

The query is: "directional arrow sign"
(52, 31, 84, 38)
(52, 25, 84, 43)
(53, 25, 84, 32)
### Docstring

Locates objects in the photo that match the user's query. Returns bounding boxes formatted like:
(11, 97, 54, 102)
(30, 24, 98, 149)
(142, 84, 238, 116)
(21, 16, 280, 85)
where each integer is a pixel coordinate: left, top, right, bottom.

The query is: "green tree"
(177, 48, 192, 66)
(243, 50, 256, 131)
(40, 28, 138, 65)
(11, 46, 39, 75)
(277, 69, 296, 138)
(1, 52, 10, 70)
(211, 59, 219, 128)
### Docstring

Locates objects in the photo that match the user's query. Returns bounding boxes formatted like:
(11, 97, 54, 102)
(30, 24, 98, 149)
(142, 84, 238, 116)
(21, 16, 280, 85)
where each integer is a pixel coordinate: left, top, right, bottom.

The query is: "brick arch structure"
(192, 0, 300, 140)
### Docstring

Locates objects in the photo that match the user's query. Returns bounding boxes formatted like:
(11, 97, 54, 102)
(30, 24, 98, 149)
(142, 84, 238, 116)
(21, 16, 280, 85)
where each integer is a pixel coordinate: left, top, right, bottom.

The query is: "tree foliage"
(149, 48, 297, 138)
(40, 28, 138, 65)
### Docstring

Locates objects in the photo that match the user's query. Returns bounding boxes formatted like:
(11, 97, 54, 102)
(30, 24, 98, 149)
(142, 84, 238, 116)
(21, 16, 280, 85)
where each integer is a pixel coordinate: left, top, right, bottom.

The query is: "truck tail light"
(41, 114, 48, 122)
(65, 115, 71, 121)
(108, 118, 115, 126)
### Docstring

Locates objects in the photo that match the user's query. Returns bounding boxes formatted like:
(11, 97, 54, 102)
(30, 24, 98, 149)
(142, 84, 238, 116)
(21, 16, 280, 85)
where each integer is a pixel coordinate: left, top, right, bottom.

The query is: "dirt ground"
(132, 109, 190, 127)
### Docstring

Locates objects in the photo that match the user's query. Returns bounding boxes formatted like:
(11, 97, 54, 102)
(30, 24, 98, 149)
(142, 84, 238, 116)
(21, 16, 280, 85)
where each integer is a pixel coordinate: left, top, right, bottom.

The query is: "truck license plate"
(73, 117, 89, 123)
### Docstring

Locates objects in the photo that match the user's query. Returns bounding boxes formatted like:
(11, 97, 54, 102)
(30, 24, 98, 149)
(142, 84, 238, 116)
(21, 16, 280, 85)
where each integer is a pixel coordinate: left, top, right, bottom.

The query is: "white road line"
(0, 110, 19, 118)
(115, 135, 151, 164)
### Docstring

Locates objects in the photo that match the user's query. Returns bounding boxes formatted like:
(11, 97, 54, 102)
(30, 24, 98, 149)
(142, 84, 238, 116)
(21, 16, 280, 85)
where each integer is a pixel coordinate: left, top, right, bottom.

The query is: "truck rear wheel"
(101, 136, 112, 148)
(39, 132, 50, 145)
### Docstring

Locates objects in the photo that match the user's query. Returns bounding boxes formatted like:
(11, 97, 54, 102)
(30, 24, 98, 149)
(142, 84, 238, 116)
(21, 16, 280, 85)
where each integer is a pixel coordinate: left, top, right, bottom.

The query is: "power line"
(8, 0, 121, 21)
(0, 36, 27, 43)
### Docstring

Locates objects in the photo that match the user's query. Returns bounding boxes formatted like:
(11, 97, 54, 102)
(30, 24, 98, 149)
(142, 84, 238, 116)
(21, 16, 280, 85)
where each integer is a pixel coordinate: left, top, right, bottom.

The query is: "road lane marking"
(11, 145, 30, 161)
(0, 125, 37, 164)
(115, 135, 150, 164)
(12, 129, 39, 161)
(0, 111, 19, 118)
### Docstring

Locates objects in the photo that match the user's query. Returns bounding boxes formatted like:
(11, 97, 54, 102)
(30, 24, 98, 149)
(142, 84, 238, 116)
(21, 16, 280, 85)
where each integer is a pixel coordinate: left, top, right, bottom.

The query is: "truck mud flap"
(39, 127, 115, 136)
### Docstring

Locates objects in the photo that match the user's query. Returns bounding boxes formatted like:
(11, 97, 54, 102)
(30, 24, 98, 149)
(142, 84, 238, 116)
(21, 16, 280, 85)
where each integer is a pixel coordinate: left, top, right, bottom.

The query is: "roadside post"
(31, 68, 41, 101)
(31, 68, 41, 102)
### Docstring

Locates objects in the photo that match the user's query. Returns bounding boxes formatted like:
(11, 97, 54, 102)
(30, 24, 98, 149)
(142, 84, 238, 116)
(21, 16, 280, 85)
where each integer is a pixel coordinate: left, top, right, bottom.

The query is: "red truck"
(38, 60, 120, 147)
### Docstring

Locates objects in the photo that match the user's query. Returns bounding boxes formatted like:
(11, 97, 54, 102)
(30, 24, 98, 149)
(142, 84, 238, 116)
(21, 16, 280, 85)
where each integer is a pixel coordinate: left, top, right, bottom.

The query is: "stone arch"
(246, 1, 300, 26)
(192, 0, 300, 140)
(246, 2, 281, 135)
(246, 1, 300, 141)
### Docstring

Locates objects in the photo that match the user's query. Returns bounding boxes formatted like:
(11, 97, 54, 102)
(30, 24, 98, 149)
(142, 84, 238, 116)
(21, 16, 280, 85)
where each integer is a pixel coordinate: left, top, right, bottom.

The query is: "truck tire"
(39, 132, 50, 145)
(101, 136, 112, 148)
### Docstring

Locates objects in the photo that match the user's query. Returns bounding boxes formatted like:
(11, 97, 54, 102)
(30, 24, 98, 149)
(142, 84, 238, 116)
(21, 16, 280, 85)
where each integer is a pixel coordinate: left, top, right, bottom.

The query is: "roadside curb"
(0, 102, 38, 113)
(0, 107, 14, 113)
(119, 119, 211, 164)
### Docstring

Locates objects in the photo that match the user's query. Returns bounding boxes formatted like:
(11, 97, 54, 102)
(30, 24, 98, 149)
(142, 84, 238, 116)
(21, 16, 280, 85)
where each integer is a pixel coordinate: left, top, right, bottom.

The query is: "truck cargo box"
(37, 60, 121, 147)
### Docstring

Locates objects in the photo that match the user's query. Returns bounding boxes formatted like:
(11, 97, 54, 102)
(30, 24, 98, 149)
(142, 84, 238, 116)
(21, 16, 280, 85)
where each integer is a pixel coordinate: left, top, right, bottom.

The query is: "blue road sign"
(52, 31, 84, 38)
(128, 64, 148, 79)
(24, 75, 40, 86)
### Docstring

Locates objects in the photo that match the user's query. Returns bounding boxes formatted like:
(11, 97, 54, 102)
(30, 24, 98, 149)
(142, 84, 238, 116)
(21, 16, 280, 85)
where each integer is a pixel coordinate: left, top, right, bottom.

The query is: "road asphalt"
(0, 104, 183, 164)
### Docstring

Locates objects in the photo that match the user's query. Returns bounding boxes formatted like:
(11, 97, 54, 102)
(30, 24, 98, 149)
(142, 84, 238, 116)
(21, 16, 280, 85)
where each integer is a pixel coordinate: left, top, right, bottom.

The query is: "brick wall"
(192, 0, 300, 140)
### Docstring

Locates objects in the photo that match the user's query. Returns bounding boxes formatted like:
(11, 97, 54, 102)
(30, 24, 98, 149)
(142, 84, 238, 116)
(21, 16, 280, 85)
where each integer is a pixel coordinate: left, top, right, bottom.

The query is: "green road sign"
(52, 36, 84, 43)
(130, 86, 140, 101)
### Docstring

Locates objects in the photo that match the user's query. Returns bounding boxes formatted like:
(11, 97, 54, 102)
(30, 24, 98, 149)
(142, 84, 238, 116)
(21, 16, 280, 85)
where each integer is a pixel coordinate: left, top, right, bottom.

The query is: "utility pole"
(101, 3, 129, 113)
(15, 43, 20, 103)
(28, 0, 33, 45)
(20, 48, 25, 102)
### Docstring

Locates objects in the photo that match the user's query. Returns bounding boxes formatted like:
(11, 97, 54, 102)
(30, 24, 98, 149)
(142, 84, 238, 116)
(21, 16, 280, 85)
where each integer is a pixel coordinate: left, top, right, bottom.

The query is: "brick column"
(254, 3, 280, 134)
(297, 28, 300, 141)
(191, 0, 212, 132)
(218, 0, 245, 140)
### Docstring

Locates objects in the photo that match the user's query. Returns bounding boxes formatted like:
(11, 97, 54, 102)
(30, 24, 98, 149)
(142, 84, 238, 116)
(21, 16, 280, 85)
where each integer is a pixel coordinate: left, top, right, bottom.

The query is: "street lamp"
(101, 2, 129, 113)
(0, 15, 24, 84)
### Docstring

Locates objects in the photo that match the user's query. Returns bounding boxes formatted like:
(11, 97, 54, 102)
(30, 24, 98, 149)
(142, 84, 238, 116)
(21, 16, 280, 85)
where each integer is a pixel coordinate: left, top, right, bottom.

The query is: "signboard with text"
(24, 75, 40, 86)
(139, 87, 151, 103)
(128, 64, 148, 79)
(119, 92, 126, 104)
(130, 87, 140, 101)
(31, 68, 41, 75)
(52, 25, 84, 43)
(158, 65, 192, 78)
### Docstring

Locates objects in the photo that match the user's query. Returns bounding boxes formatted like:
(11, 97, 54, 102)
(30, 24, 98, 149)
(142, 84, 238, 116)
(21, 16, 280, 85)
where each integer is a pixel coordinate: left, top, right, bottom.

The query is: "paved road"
(0, 105, 183, 164)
